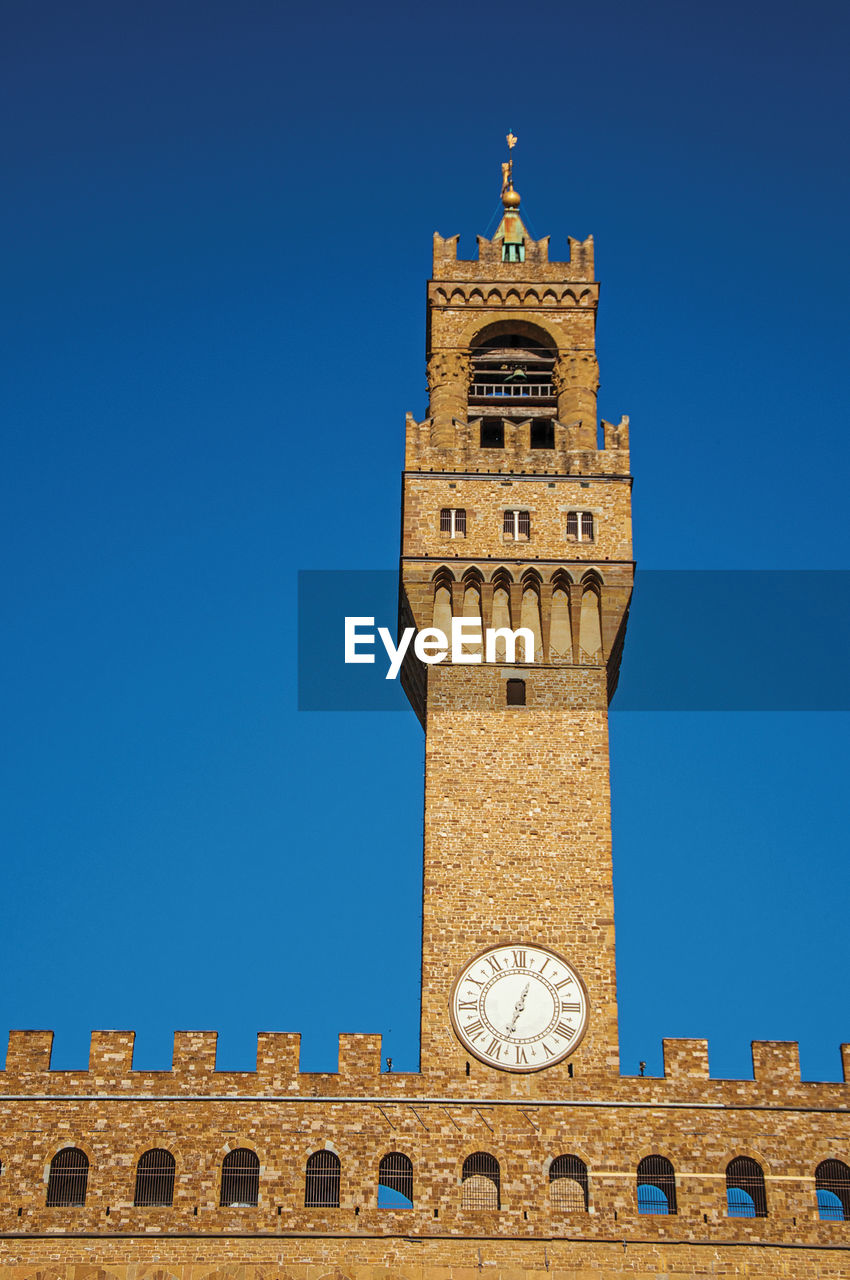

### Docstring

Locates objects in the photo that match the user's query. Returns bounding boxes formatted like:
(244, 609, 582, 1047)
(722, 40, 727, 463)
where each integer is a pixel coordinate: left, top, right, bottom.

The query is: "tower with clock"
(400, 140, 633, 1085)
(0, 140, 847, 1280)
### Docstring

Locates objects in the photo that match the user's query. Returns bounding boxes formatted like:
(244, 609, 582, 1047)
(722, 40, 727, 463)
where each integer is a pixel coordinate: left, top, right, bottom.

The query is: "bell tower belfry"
(400, 140, 634, 1087)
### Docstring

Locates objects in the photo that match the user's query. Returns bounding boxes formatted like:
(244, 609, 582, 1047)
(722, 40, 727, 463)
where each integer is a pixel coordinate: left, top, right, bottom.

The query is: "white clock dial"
(450, 943, 589, 1072)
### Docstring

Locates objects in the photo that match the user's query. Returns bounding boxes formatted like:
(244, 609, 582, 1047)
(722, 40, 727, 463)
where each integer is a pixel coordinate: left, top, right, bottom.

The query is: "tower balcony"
(469, 380, 555, 405)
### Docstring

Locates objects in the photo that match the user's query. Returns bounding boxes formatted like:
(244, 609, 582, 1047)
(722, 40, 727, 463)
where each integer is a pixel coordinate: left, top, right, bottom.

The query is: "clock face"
(450, 943, 589, 1072)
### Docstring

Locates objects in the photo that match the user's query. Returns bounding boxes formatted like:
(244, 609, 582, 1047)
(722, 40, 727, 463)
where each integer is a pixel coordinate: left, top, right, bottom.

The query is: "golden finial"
(501, 130, 521, 209)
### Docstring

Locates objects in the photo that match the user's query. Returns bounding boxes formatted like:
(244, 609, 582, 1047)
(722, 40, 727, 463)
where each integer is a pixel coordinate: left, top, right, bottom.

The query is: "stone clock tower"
(400, 151, 633, 1084)
(1, 144, 845, 1280)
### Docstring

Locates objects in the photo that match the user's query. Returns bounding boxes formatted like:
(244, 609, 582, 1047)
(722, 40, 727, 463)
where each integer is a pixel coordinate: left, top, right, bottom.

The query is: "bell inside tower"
(469, 333, 557, 450)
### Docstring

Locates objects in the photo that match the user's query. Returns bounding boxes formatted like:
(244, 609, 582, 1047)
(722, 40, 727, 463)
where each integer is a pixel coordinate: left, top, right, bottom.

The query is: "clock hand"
(506, 982, 530, 1034)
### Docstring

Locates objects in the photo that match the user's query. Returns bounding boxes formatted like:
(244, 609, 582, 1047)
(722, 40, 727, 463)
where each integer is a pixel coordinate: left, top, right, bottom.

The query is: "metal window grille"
(636, 1155, 677, 1215)
(378, 1152, 413, 1207)
(440, 508, 466, 537)
(133, 1148, 175, 1207)
(305, 1150, 340, 1208)
(461, 1152, 500, 1210)
(566, 511, 579, 539)
(503, 510, 513, 535)
(549, 1155, 588, 1211)
(506, 679, 526, 707)
(518, 510, 530, 537)
(220, 1148, 260, 1207)
(816, 1159, 850, 1221)
(726, 1156, 767, 1218)
(46, 1148, 89, 1207)
(581, 511, 594, 540)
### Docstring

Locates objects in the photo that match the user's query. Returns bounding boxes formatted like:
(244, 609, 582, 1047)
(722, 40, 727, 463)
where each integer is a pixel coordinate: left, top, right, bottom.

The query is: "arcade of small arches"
(34, 1147, 850, 1222)
(430, 566, 606, 664)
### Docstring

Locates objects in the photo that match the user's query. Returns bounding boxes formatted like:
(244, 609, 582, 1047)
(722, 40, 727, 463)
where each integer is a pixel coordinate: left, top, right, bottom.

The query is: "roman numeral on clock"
(464, 1019, 486, 1042)
(511, 949, 527, 968)
(555, 1021, 576, 1041)
(485, 1037, 504, 1059)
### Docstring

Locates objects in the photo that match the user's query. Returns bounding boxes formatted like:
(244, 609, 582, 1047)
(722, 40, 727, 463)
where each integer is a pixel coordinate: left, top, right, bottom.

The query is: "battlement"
(404, 412, 629, 475)
(432, 231, 595, 283)
(2, 1030, 849, 1099)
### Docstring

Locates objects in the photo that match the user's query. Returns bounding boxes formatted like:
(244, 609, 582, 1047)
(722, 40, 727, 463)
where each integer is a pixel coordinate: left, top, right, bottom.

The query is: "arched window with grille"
(636, 1154, 677, 1215)
(549, 1154, 588, 1211)
(133, 1148, 175, 1207)
(305, 1149, 340, 1208)
(461, 1152, 500, 1210)
(220, 1148, 260, 1207)
(816, 1159, 850, 1221)
(726, 1156, 767, 1218)
(46, 1147, 89, 1207)
(377, 1152, 413, 1208)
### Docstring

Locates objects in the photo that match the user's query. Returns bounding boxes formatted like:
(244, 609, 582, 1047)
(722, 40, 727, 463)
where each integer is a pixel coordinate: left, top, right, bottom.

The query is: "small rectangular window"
(506, 679, 526, 706)
(440, 508, 466, 537)
(504, 510, 530, 540)
(502, 242, 525, 263)
(566, 511, 595, 542)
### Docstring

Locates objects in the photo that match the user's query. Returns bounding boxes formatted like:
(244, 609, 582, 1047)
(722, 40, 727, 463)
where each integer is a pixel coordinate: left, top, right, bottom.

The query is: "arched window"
(636, 1155, 677, 1215)
(549, 1154, 588, 1211)
(816, 1159, 850, 1221)
(377, 1152, 413, 1208)
(461, 1152, 500, 1210)
(220, 1148, 260, 1207)
(46, 1147, 89, 1207)
(133, 1148, 175, 1207)
(305, 1150, 340, 1208)
(726, 1156, 767, 1218)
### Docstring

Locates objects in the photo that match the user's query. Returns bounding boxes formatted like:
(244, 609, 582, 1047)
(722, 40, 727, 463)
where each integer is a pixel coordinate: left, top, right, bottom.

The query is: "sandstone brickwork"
(2, 180, 846, 1278)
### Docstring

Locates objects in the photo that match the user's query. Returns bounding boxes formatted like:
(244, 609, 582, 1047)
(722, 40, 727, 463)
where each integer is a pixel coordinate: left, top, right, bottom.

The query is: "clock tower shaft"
(400, 168, 633, 1086)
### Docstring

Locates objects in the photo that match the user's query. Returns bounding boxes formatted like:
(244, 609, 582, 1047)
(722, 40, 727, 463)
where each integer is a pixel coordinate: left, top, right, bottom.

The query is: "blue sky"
(1, 0, 848, 1080)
